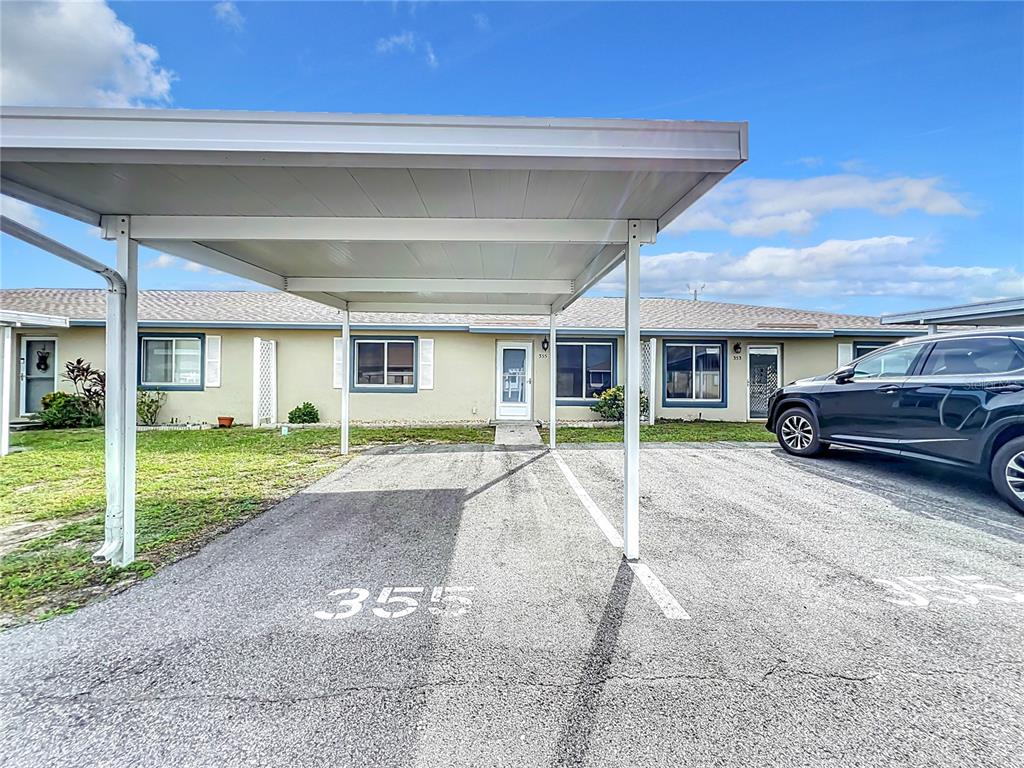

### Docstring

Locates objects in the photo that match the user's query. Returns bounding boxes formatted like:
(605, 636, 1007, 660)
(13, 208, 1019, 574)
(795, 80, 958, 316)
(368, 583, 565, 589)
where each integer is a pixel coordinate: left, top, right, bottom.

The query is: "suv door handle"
(985, 383, 1024, 394)
(876, 384, 901, 395)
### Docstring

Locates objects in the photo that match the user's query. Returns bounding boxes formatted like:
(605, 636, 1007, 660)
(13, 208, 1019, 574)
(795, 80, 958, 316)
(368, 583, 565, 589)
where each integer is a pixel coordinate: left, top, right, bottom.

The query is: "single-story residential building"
(2, 288, 921, 426)
(881, 296, 1024, 329)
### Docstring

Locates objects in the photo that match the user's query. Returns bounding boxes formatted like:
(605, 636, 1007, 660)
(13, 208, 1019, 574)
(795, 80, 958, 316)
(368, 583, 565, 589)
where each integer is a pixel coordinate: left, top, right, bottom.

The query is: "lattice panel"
(256, 339, 276, 424)
(640, 339, 654, 424)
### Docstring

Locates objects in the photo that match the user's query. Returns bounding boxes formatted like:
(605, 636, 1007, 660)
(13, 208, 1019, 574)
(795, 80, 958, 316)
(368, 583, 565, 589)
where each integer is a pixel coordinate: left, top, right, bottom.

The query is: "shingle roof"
(0, 288, 914, 332)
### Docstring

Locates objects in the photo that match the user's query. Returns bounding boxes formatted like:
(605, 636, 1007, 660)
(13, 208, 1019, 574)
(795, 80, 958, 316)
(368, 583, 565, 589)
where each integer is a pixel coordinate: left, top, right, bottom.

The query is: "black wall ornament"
(35, 349, 50, 373)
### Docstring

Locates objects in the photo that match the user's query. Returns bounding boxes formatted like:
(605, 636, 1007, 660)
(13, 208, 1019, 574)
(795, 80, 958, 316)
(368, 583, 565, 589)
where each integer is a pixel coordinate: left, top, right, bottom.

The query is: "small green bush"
(288, 401, 320, 424)
(35, 391, 92, 429)
(136, 389, 167, 426)
(589, 385, 650, 422)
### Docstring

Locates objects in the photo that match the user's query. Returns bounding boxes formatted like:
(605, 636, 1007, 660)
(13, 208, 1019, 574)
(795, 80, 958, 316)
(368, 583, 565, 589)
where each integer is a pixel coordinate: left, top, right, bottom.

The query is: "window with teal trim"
(665, 342, 723, 401)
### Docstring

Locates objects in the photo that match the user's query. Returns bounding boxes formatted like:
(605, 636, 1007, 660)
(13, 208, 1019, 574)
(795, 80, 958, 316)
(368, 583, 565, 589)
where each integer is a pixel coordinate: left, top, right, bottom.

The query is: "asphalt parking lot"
(1, 442, 1022, 767)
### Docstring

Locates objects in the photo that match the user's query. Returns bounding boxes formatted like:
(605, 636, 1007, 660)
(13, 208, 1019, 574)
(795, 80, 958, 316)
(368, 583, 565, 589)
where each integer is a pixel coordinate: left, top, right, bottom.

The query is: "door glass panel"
(502, 348, 527, 403)
(852, 345, 921, 379)
(748, 350, 779, 418)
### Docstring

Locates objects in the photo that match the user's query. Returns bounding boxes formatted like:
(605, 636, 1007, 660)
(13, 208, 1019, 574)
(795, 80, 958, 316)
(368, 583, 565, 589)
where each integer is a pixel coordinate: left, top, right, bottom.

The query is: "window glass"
(666, 344, 695, 399)
(584, 344, 613, 398)
(853, 342, 887, 359)
(174, 338, 202, 385)
(852, 345, 921, 379)
(921, 337, 1024, 376)
(387, 342, 415, 385)
(143, 339, 173, 384)
(694, 346, 722, 399)
(666, 343, 724, 400)
(557, 343, 584, 398)
(141, 337, 202, 386)
(356, 342, 385, 385)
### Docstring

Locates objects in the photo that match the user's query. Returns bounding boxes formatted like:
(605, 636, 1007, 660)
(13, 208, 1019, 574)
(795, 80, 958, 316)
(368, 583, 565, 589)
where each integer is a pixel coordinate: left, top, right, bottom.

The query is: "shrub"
(35, 391, 91, 429)
(63, 358, 105, 424)
(288, 402, 320, 424)
(590, 385, 650, 422)
(136, 389, 167, 426)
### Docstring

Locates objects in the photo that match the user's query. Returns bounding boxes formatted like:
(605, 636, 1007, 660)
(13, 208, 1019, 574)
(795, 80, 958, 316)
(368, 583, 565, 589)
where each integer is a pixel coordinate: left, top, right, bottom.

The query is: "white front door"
(495, 342, 532, 421)
(20, 337, 58, 415)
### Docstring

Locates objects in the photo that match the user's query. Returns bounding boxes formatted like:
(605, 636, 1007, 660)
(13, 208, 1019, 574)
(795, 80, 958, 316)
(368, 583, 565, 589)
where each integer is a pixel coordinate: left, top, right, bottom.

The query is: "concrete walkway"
(493, 422, 542, 446)
(0, 443, 1021, 767)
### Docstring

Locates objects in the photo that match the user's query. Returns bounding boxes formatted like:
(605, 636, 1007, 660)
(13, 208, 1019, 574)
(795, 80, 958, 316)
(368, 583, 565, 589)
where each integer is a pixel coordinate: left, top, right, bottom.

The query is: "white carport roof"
(0, 107, 746, 314)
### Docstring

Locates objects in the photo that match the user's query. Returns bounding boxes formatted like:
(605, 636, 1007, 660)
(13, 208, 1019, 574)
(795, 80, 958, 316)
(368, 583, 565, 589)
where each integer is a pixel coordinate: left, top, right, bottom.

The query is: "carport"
(0, 107, 747, 567)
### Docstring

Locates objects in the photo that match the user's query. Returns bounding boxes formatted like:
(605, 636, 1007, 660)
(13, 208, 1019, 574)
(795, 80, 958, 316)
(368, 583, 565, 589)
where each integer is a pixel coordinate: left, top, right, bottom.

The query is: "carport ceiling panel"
(192, 240, 597, 280)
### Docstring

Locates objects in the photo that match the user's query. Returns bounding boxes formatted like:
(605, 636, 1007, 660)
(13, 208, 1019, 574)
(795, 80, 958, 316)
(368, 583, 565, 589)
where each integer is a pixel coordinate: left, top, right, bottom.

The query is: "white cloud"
(796, 156, 823, 168)
(669, 174, 974, 238)
(0, 196, 44, 230)
(0, 0, 174, 107)
(376, 31, 416, 54)
(146, 253, 204, 273)
(473, 13, 490, 30)
(597, 236, 1022, 306)
(213, 1, 244, 31)
(375, 31, 438, 68)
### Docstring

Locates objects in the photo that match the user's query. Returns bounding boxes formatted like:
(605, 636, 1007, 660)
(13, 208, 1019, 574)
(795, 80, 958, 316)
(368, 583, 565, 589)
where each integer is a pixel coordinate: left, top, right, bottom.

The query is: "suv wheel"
(991, 437, 1024, 514)
(776, 406, 827, 457)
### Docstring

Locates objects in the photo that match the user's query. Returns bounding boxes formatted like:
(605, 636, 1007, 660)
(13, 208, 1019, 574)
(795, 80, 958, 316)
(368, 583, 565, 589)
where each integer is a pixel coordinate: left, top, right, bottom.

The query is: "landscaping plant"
(136, 389, 167, 426)
(590, 385, 650, 421)
(288, 401, 320, 424)
(35, 391, 90, 429)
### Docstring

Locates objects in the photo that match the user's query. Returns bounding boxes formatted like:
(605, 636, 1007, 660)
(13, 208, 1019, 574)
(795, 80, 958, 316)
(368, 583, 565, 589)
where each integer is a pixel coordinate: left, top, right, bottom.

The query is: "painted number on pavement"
(873, 575, 1024, 608)
(314, 586, 475, 620)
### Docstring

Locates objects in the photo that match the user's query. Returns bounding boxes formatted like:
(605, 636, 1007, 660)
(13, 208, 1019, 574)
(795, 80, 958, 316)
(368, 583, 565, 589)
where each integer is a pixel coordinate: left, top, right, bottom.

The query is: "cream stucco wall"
(7, 324, 899, 426)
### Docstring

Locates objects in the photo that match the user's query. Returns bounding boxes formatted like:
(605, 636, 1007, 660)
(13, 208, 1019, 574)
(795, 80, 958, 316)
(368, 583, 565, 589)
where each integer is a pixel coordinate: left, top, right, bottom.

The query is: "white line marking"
(552, 450, 622, 548)
(628, 562, 691, 620)
(551, 450, 691, 620)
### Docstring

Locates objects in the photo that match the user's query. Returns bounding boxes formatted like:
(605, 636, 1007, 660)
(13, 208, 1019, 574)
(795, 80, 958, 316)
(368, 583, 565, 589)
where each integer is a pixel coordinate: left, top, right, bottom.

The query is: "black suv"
(765, 329, 1024, 513)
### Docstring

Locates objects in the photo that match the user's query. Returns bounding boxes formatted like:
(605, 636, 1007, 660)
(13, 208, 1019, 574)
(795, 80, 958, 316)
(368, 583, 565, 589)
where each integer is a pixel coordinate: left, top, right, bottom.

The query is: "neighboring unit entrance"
(20, 337, 57, 415)
(748, 345, 781, 419)
(495, 341, 532, 421)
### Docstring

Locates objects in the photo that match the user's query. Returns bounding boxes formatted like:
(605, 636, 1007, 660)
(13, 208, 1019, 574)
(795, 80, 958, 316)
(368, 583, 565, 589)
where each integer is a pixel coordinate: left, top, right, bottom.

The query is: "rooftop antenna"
(686, 283, 706, 301)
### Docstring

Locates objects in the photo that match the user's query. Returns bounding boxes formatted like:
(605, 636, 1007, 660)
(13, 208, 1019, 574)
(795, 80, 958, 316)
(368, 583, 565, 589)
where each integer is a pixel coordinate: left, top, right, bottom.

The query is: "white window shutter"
(419, 338, 434, 390)
(206, 335, 222, 387)
(333, 337, 345, 389)
(837, 342, 853, 367)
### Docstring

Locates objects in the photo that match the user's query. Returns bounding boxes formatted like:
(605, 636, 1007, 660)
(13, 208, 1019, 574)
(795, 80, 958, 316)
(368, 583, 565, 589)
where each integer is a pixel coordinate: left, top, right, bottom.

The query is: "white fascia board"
(284, 277, 573, 294)
(131, 217, 629, 244)
(0, 108, 748, 171)
(346, 302, 552, 315)
(880, 297, 1024, 325)
(657, 171, 732, 231)
(833, 327, 928, 337)
(140, 239, 286, 291)
(0, 310, 70, 328)
(1, 177, 101, 226)
(288, 292, 348, 312)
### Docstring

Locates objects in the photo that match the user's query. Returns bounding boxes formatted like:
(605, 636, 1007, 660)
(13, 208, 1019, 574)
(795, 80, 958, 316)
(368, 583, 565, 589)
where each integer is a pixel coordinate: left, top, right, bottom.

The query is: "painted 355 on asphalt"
(765, 328, 1024, 513)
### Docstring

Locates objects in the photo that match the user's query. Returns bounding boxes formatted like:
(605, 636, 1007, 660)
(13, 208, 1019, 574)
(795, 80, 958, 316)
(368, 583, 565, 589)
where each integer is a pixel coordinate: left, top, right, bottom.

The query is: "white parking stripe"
(551, 450, 623, 548)
(551, 450, 691, 620)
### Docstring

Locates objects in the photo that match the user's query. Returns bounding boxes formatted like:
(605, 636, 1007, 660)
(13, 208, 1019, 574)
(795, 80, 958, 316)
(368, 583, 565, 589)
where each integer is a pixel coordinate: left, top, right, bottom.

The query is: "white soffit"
(0, 107, 748, 314)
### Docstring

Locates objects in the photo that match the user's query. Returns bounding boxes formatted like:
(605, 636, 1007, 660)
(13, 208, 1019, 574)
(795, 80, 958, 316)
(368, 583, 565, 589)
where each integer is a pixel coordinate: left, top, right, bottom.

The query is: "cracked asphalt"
(1, 443, 1022, 767)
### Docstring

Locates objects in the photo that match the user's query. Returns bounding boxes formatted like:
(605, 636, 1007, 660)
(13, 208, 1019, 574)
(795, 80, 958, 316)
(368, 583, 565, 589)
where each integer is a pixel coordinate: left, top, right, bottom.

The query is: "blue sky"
(1, 1, 1021, 316)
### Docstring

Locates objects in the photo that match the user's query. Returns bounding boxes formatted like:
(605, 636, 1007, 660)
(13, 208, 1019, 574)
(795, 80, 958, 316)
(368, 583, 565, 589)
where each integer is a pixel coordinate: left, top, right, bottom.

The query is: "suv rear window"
(920, 337, 1024, 376)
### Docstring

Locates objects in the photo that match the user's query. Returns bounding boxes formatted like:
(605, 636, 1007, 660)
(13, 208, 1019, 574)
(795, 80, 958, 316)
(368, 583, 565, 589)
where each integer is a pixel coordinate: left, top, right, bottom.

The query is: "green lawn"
(0, 425, 493, 625)
(542, 420, 773, 443)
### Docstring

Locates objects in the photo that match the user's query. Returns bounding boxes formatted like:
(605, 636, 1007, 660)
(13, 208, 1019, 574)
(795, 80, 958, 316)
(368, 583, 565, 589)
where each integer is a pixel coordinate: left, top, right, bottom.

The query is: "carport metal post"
(623, 221, 642, 561)
(340, 309, 350, 454)
(549, 311, 557, 449)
